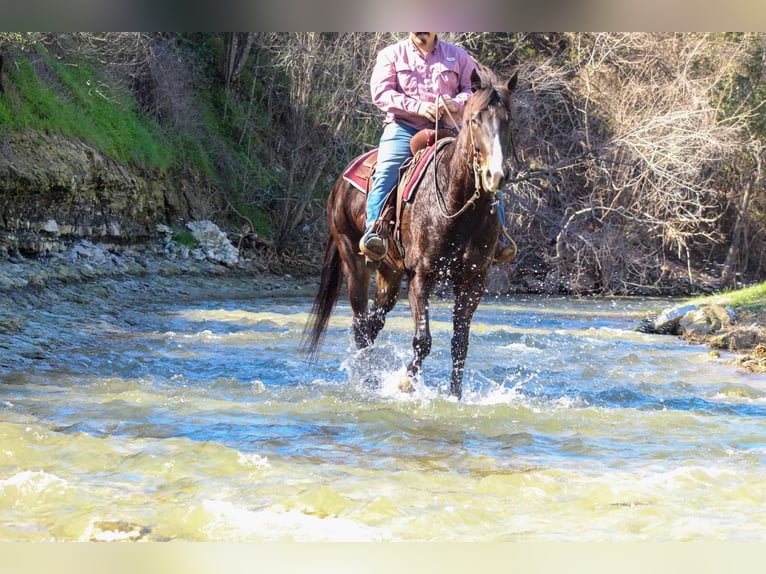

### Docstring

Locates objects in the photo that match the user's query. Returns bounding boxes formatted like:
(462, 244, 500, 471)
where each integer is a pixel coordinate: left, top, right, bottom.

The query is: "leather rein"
(430, 94, 510, 219)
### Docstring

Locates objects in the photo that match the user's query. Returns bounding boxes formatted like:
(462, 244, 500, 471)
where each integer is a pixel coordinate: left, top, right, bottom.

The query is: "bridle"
(431, 92, 512, 219)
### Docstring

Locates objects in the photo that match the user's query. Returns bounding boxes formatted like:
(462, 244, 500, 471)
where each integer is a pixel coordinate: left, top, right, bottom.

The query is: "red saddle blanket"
(342, 138, 447, 203)
(342, 149, 378, 194)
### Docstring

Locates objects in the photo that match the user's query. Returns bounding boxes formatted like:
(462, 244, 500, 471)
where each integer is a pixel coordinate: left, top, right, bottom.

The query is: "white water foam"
(0, 470, 70, 495)
(201, 500, 388, 541)
(237, 452, 271, 469)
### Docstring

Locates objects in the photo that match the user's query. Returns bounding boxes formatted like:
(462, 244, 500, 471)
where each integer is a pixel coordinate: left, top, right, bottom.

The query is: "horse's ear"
(470, 68, 482, 93)
(506, 71, 518, 92)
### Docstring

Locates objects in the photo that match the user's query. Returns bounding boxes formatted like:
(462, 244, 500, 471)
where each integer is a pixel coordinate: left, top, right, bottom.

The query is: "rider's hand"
(439, 95, 459, 115)
(417, 101, 440, 122)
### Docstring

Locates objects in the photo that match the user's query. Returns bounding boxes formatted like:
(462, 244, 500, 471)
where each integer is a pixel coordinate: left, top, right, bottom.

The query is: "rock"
(649, 304, 700, 335)
(734, 343, 766, 373)
(679, 304, 734, 339)
(82, 520, 151, 542)
(191, 247, 207, 261)
(0, 132, 228, 259)
(156, 223, 173, 239)
(186, 220, 239, 266)
(70, 240, 109, 265)
(709, 327, 763, 351)
(40, 219, 60, 235)
(0, 314, 23, 333)
(8, 249, 25, 264)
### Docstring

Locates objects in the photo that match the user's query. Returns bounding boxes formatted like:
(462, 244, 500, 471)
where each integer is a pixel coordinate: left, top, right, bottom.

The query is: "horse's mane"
(464, 66, 510, 118)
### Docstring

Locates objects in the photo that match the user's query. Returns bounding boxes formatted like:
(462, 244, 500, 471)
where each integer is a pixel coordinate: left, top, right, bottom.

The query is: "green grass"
(0, 49, 173, 170)
(687, 281, 766, 312)
(171, 228, 197, 247)
(230, 203, 274, 237)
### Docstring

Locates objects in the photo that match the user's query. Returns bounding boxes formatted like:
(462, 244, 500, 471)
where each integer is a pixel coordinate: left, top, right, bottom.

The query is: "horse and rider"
(359, 32, 515, 265)
(304, 32, 519, 399)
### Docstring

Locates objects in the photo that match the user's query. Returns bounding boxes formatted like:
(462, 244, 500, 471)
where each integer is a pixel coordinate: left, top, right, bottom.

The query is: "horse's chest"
(405, 235, 492, 275)
(401, 205, 496, 272)
(458, 242, 493, 269)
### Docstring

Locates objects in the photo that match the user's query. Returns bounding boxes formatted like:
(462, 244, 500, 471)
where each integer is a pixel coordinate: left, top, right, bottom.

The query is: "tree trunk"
(721, 144, 763, 288)
(223, 32, 255, 90)
(0, 52, 5, 95)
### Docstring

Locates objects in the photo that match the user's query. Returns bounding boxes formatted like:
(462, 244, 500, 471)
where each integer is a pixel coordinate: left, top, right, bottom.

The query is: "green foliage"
(234, 203, 274, 237)
(167, 130, 218, 181)
(713, 33, 766, 138)
(0, 47, 173, 169)
(689, 281, 766, 311)
(171, 227, 197, 247)
(201, 61, 288, 210)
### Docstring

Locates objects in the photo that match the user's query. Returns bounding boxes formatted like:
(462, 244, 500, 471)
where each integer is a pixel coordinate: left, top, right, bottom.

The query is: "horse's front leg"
(406, 272, 433, 379)
(450, 273, 487, 399)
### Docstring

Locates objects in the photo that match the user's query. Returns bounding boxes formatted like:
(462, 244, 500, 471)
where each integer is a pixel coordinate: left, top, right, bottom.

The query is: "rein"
(430, 94, 484, 220)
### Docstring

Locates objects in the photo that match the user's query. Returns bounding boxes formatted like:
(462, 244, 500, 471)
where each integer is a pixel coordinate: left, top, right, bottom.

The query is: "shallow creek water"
(1, 275, 766, 541)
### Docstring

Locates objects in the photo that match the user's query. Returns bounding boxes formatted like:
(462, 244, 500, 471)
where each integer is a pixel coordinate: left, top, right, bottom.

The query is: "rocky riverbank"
(0, 221, 319, 358)
(0, 220, 289, 292)
(639, 301, 766, 373)
(3, 222, 765, 375)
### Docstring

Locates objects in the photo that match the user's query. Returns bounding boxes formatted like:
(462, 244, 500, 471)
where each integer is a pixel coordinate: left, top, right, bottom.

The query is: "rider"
(360, 32, 515, 264)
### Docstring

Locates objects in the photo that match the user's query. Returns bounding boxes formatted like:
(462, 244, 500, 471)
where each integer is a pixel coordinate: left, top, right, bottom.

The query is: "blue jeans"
(365, 122, 418, 234)
(364, 121, 507, 236)
(497, 192, 506, 231)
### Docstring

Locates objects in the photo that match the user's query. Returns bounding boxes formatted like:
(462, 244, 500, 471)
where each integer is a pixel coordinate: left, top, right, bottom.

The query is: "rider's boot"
(359, 227, 388, 261)
(493, 235, 517, 265)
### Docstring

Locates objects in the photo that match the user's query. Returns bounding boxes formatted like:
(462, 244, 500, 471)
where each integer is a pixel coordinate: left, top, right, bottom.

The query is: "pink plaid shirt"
(370, 36, 477, 131)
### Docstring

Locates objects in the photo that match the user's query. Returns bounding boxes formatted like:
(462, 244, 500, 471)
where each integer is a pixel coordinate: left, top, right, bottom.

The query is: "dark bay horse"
(304, 66, 518, 399)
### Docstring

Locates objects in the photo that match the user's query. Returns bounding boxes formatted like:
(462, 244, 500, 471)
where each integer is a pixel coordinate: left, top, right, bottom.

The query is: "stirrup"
(359, 231, 388, 261)
(493, 237, 517, 264)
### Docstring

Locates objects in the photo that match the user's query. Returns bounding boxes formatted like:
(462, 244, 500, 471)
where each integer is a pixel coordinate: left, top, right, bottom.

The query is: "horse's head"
(464, 67, 518, 193)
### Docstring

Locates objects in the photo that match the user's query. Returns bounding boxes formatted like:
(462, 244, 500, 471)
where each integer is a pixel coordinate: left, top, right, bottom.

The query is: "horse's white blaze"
(483, 133, 506, 191)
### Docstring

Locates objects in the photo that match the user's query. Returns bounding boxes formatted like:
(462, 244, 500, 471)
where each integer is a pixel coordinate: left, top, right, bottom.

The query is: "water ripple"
(4, 288, 766, 541)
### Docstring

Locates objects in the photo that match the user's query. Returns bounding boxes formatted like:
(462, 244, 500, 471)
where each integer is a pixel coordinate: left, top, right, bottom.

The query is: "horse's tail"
(302, 234, 343, 360)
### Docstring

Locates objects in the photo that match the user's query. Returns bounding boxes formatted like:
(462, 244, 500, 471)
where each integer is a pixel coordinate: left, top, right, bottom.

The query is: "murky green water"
(2, 277, 766, 541)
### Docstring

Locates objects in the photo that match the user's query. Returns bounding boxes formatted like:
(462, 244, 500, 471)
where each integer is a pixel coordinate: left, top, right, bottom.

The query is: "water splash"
(4, 283, 766, 541)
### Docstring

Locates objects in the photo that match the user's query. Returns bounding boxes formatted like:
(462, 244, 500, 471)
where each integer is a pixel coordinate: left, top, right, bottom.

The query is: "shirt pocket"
(395, 62, 419, 96)
(432, 62, 460, 95)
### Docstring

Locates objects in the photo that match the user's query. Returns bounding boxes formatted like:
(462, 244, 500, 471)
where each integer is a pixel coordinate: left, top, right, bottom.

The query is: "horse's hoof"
(398, 377, 415, 393)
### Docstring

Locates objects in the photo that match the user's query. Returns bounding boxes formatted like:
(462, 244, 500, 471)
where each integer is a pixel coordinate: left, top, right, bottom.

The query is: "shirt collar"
(408, 34, 440, 60)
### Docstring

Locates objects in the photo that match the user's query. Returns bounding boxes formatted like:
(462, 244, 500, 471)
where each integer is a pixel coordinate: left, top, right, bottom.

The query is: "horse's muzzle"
(481, 166, 507, 192)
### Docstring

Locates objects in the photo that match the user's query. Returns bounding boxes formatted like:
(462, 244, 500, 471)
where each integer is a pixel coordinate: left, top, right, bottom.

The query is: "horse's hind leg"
(367, 265, 404, 344)
(336, 235, 374, 349)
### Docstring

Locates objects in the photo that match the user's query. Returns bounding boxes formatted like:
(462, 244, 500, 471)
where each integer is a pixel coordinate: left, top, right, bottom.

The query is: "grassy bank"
(688, 281, 766, 322)
(685, 282, 766, 372)
(0, 48, 172, 169)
